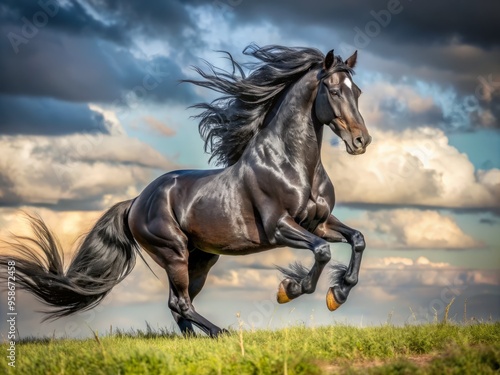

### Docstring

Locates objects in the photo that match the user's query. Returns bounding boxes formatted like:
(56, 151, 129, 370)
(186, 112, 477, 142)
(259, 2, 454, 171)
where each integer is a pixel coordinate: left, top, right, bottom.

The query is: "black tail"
(0, 200, 138, 320)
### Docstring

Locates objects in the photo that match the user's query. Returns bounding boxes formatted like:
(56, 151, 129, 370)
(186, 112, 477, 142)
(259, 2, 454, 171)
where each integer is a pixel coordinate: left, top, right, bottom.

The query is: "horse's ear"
(345, 50, 357, 69)
(324, 50, 334, 70)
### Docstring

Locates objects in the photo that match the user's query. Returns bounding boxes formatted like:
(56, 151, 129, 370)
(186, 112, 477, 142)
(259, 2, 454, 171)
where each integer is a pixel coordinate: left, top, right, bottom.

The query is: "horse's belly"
(195, 240, 276, 256)
(190, 230, 273, 255)
(186, 214, 271, 255)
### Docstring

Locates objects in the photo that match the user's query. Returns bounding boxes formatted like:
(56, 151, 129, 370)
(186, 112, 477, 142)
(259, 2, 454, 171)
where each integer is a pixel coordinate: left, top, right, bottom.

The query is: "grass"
(1, 322, 499, 374)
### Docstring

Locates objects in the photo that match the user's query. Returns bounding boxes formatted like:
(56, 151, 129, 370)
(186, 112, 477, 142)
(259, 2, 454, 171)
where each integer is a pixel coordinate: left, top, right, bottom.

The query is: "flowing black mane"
(185, 44, 353, 166)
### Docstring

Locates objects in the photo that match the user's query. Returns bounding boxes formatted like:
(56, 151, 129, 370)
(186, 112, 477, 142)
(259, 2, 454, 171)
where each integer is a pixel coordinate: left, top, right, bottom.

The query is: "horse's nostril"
(354, 136, 364, 148)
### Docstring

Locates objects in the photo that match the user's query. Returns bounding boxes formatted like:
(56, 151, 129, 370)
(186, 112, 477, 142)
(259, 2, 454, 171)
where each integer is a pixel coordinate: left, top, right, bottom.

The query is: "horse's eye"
(330, 90, 339, 96)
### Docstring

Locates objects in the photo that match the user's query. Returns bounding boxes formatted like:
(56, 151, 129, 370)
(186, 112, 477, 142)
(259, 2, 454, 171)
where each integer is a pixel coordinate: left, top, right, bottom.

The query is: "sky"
(0, 0, 499, 339)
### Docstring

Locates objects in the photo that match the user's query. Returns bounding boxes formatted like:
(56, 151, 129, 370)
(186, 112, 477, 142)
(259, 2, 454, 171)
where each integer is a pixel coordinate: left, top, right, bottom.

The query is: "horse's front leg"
(274, 216, 331, 303)
(314, 214, 366, 311)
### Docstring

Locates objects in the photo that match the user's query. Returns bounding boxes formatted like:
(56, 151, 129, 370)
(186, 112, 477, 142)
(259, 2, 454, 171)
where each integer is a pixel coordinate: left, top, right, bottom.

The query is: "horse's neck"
(268, 77, 323, 176)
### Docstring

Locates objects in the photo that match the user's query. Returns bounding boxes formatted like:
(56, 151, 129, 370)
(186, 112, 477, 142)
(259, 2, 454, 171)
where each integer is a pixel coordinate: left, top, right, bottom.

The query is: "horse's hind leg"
(158, 243, 223, 337)
(131, 216, 224, 337)
(171, 249, 220, 336)
(166, 263, 223, 337)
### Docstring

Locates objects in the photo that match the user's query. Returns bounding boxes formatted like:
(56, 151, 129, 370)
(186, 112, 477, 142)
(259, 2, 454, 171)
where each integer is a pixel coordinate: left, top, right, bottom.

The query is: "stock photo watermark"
(111, 61, 171, 110)
(338, 0, 412, 56)
(406, 274, 469, 324)
(213, 0, 243, 15)
(5, 260, 17, 368)
(242, 295, 276, 330)
(7, 0, 61, 54)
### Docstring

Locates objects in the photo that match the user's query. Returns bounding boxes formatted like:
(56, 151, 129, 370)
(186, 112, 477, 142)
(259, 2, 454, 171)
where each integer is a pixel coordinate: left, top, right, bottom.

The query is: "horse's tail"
(0, 200, 138, 320)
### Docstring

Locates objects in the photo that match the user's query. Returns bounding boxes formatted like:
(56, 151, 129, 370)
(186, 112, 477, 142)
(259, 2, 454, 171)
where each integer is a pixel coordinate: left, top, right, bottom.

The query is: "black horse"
(0, 45, 371, 337)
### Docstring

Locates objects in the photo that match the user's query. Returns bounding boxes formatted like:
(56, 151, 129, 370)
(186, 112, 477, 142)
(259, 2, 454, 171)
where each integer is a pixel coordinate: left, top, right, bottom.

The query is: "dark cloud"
(0, 96, 108, 135)
(0, 27, 117, 101)
(359, 39, 500, 103)
(1, 0, 128, 45)
(0, 193, 108, 211)
(479, 218, 498, 225)
(0, 25, 197, 105)
(85, 0, 197, 42)
(0, 0, 498, 137)
(0, 0, 200, 112)
(227, 0, 500, 49)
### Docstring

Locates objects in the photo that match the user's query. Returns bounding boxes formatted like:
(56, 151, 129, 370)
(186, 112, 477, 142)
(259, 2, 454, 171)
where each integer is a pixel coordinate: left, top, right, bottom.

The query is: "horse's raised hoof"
(277, 280, 292, 304)
(326, 287, 342, 311)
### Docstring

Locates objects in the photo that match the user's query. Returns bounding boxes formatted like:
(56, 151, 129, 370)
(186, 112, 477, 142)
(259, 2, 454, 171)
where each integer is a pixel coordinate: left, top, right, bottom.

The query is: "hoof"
(326, 287, 342, 311)
(277, 280, 292, 304)
(218, 328, 231, 337)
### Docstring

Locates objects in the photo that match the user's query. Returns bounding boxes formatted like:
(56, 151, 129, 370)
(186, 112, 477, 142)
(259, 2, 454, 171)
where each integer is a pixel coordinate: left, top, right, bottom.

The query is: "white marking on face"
(344, 77, 352, 90)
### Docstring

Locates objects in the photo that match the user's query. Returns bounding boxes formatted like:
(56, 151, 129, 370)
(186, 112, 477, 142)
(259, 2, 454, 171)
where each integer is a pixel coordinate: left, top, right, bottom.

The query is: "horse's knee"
(168, 299, 179, 314)
(169, 294, 189, 312)
(352, 231, 365, 252)
(314, 243, 331, 263)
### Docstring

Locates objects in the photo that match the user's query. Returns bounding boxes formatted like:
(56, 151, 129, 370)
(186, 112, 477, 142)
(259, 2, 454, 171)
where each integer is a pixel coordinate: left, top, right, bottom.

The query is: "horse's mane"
(185, 44, 351, 166)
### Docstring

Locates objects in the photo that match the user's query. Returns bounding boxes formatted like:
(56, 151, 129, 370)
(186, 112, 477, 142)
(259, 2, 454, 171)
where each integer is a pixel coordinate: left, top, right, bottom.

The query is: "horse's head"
(315, 50, 371, 155)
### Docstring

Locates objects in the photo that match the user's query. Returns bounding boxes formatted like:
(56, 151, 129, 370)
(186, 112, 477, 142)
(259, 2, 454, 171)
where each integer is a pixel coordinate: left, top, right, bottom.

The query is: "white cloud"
(0, 207, 102, 254)
(348, 209, 483, 249)
(359, 80, 439, 126)
(88, 104, 125, 135)
(323, 126, 500, 210)
(0, 132, 176, 207)
(0, 105, 185, 209)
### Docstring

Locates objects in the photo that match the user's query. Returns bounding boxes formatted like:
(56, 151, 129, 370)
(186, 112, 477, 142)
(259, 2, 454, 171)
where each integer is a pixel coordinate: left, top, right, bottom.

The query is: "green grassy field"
(1, 323, 499, 374)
